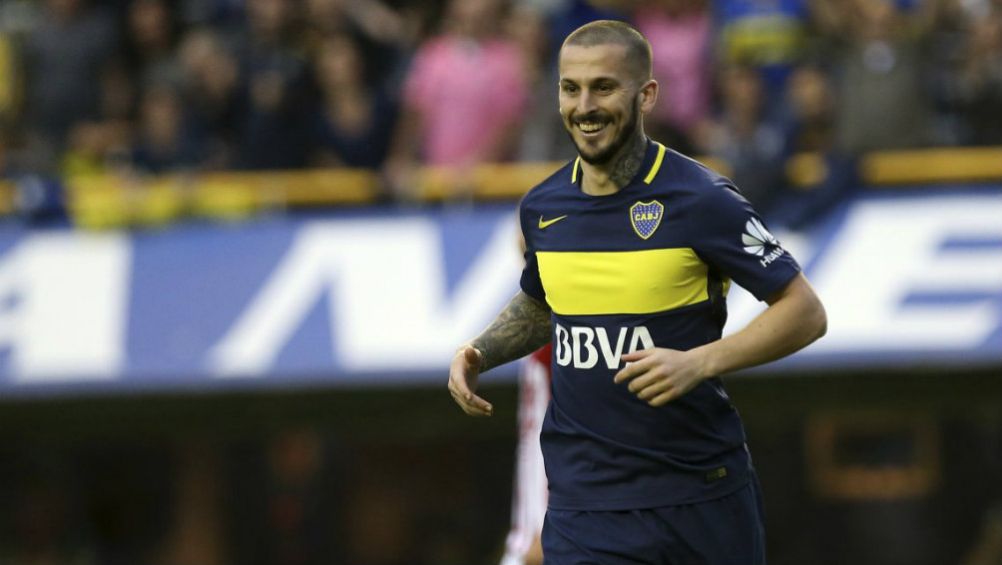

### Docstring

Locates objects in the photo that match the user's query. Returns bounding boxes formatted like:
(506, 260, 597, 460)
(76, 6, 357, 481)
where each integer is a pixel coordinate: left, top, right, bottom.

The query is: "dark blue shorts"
(542, 481, 766, 565)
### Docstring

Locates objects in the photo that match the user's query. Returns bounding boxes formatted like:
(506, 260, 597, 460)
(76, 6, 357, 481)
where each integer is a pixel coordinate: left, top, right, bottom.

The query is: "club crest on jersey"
(630, 201, 664, 240)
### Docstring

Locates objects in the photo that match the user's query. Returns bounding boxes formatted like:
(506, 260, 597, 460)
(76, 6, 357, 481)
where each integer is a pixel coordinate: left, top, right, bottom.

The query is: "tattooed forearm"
(608, 131, 648, 189)
(470, 291, 552, 372)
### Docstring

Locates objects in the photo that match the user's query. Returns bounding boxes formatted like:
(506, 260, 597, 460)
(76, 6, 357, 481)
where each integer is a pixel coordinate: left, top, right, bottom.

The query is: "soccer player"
(448, 19, 827, 565)
(498, 344, 550, 565)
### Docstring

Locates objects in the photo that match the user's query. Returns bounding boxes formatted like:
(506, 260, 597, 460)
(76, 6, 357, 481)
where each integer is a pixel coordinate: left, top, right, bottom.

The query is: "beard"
(567, 97, 641, 166)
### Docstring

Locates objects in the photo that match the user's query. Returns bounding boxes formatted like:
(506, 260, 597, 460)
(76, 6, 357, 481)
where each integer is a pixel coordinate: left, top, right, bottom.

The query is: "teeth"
(578, 122, 605, 133)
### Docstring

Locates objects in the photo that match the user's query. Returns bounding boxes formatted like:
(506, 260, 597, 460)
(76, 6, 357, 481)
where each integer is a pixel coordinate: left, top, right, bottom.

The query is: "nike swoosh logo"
(538, 215, 568, 229)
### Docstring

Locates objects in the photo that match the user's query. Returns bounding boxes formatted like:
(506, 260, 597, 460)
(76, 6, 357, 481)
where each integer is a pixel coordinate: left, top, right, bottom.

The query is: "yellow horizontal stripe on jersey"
(537, 248, 709, 315)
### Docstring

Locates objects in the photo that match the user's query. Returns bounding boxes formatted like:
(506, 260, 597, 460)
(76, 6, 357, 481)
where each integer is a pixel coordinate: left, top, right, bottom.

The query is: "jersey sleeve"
(518, 198, 547, 302)
(689, 181, 801, 301)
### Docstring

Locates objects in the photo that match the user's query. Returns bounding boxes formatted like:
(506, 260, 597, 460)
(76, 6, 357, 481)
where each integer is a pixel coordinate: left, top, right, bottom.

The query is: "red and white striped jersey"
(500, 344, 551, 565)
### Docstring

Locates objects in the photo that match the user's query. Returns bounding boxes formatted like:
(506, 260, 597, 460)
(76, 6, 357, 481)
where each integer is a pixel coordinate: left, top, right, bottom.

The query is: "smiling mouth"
(576, 121, 608, 137)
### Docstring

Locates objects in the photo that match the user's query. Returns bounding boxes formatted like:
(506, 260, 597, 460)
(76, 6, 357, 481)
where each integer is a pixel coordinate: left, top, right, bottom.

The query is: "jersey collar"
(570, 140, 668, 187)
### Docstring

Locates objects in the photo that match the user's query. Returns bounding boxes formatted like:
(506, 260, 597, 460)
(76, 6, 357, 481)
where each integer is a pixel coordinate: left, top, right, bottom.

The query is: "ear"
(639, 79, 658, 115)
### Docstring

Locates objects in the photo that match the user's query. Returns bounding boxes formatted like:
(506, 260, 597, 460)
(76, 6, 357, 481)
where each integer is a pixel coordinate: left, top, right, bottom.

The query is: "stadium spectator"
(178, 29, 244, 169)
(234, 0, 311, 170)
(308, 33, 398, 169)
(123, 0, 183, 88)
(302, 0, 411, 88)
(60, 61, 134, 179)
(20, 0, 119, 166)
(953, 6, 1002, 145)
(129, 83, 204, 174)
(545, 0, 628, 53)
(712, 0, 812, 96)
(634, 0, 711, 154)
(694, 63, 786, 212)
(386, 0, 529, 199)
(508, 5, 575, 162)
(769, 63, 858, 229)
(780, 63, 836, 155)
(812, 0, 949, 154)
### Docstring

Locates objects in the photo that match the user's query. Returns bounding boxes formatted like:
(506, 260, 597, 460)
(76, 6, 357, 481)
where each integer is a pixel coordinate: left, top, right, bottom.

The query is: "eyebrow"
(559, 77, 620, 85)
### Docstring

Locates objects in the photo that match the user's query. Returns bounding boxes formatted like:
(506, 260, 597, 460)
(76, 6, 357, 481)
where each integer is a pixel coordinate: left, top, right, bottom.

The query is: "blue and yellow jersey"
(519, 140, 800, 510)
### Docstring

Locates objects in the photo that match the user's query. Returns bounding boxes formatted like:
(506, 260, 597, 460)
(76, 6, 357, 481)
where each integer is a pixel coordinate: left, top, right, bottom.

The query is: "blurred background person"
(301, 0, 411, 90)
(952, 4, 1002, 146)
(634, 0, 711, 154)
(234, 0, 311, 170)
(308, 33, 398, 170)
(712, 0, 812, 101)
(178, 29, 244, 170)
(693, 63, 786, 212)
(129, 82, 204, 174)
(60, 60, 134, 179)
(20, 0, 118, 170)
(769, 63, 857, 230)
(811, 0, 949, 154)
(386, 0, 529, 201)
(122, 0, 182, 87)
(508, 5, 576, 163)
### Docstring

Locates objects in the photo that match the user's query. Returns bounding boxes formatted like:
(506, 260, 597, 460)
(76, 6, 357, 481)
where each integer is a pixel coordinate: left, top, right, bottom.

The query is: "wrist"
(691, 344, 719, 379)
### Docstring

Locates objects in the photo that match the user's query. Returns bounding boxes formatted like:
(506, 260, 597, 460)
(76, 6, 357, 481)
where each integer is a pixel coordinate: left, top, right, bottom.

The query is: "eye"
(596, 82, 614, 94)
(561, 83, 578, 94)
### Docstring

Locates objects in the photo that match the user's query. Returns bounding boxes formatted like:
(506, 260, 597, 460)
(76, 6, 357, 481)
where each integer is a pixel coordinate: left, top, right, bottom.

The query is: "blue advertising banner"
(0, 188, 999, 397)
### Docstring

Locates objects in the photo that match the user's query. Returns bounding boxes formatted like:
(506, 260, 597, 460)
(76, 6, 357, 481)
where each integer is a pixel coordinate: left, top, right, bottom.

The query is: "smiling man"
(448, 20, 827, 565)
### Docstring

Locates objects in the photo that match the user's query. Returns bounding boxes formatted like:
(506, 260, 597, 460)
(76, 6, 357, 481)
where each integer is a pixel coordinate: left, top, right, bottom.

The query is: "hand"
(613, 348, 709, 407)
(448, 346, 494, 416)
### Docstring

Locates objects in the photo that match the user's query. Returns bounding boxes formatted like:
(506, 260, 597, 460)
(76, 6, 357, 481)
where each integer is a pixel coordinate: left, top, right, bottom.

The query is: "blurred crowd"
(0, 0, 1001, 219)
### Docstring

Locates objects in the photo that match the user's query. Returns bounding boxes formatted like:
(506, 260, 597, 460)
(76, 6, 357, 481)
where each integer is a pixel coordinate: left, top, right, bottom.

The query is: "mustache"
(573, 111, 611, 124)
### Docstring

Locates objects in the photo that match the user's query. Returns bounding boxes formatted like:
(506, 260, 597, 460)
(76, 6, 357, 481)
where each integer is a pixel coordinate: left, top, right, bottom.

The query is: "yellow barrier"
(862, 147, 1002, 185)
(46, 146, 1002, 229)
(0, 180, 15, 215)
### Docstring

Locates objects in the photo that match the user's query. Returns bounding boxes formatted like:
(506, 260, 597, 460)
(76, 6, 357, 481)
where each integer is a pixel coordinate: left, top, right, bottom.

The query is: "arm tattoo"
(471, 291, 552, 372)
(608, 131, 648, 189)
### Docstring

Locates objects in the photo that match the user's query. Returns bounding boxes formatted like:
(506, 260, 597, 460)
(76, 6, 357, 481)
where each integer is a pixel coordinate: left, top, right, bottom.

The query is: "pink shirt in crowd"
(636, 8, 712, 133)
(404, 36, 528, 166)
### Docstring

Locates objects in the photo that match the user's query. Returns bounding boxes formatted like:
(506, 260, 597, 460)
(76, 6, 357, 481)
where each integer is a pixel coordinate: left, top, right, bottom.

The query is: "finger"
(449, 387, 493, 416)
(649, 390, 677, 407)
(636, 378, 672, 400)
(449, 373, 473, 399)
(620, 349, 654, 363)
(448, 379, 492, 414)
(626, 369, 660, 393)
(614, 355, 656, 384)
(467, 393, 493, 416)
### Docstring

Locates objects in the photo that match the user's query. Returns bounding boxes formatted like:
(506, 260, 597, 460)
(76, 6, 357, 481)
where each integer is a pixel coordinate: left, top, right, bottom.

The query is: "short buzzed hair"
(562, 20, 653, 81)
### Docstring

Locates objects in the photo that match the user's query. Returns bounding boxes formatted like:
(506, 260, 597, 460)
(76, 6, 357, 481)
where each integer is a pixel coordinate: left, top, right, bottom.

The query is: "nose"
(576, 89, 597, 115)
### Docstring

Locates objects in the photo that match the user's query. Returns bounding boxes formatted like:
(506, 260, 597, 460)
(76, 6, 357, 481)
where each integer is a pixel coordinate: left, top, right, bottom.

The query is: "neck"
(580, 129, 648, 196)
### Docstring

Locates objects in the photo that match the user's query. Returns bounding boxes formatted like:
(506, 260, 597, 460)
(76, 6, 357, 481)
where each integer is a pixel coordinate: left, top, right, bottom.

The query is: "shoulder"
(657, 148, 745, 206)
(520, 159, 576, 211)
(518, 159, 576, 241)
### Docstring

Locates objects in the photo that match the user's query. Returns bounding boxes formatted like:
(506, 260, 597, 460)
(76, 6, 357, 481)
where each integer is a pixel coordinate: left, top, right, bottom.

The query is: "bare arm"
(700, 273, 826, 375)
(448, 291, 552, 416)
(615, 274, 826, 406)
(472, 291, 552, 371)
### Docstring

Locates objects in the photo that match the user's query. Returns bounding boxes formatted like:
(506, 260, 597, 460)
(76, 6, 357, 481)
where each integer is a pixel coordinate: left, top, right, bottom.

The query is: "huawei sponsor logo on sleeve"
(742, 218, 785, 268)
